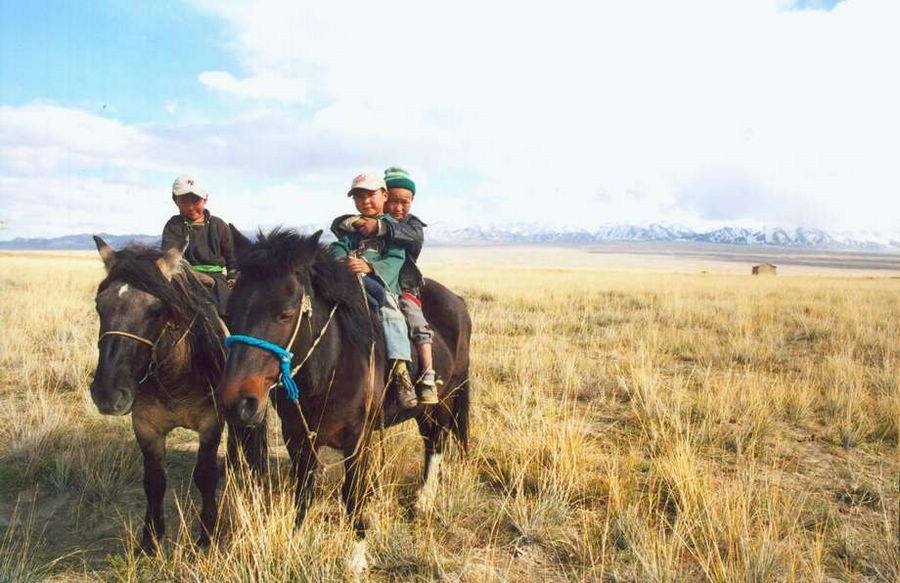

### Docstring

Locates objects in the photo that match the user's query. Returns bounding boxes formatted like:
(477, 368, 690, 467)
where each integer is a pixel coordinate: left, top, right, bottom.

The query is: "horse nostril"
(237, 396, 259, 423)
(91, 385, 133, 415)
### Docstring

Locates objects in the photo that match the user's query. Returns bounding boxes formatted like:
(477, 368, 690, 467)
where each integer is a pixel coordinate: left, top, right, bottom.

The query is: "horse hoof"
(346, 539, 368, 577)
(135, 537, 159, 556)
(414, 490, 436, 515)
(195, 534, 212, 549)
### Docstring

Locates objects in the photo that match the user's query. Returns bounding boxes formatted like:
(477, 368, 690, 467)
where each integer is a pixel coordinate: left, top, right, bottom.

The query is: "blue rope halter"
(224, 335, 300, 402)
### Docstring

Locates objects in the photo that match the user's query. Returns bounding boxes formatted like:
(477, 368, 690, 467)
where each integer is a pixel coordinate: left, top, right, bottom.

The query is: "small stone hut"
(752, 263, 777, 275)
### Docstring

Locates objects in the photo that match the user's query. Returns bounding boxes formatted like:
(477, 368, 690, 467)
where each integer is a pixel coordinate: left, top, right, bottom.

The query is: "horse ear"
(231, 223, 251, 255)
(156, 246, 182, 281)
(310, 229, 323, 245)
(93, 235, 116, 272)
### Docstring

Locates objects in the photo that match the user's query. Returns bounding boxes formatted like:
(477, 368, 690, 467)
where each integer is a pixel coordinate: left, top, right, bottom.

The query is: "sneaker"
(416, 369, 439, 405)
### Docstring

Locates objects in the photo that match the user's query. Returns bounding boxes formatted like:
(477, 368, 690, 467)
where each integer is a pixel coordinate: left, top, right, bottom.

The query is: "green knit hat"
(384, 166, 416, 195)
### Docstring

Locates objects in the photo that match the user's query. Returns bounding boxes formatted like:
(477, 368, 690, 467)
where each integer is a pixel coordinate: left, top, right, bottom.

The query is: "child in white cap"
(161, 175, 238, 316)
(330, 172, 418, 410)
(330, 167, 437, 405)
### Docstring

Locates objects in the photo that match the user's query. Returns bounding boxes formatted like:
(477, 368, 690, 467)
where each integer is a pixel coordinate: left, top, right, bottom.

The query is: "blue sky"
(2, 0, 898, 240)
(1, 2, 233, 122)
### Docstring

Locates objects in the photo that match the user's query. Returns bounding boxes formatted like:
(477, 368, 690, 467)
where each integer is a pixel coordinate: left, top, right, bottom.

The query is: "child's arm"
(217, 218, 239, 283)
(329, 214, 363, 238)
(384, 215, 425, 260)
(161, 216, 184, 251)
(329, 234, 353, 259)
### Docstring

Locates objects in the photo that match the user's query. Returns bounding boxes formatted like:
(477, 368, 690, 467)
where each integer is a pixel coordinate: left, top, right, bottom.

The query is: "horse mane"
(237, 228, 375, 352)
(98, 244, 225, 383)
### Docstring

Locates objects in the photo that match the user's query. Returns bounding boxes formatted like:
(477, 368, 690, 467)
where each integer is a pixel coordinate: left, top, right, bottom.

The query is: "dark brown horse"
(217, 228, 471, 572)
(90, 237, 267, 552)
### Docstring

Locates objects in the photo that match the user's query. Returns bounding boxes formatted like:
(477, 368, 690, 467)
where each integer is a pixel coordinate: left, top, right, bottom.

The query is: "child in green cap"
(330, 172, 418, 410)
(330, 166, 437, 405)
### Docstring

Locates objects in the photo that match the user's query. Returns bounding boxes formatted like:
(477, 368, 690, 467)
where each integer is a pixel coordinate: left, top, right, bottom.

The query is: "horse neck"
(289, 293, 344, 392)
(156, 293, 223, 386)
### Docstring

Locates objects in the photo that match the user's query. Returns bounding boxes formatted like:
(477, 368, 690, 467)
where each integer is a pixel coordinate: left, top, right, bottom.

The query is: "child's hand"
(352, 217, 379, 237)
(346, 257, 373, 275)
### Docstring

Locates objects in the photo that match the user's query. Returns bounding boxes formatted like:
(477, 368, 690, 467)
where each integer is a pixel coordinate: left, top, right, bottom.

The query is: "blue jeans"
(363, 276, 386, 311)
(381, 289, 411, 361)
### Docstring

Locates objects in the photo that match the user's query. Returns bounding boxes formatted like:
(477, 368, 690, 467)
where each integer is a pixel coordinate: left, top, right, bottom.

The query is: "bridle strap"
(290, 304, 337, 377)
(224, 291, 335, 403)
(98, 312, 198, 383)
(99, 329, 162, 383)
(99, 330, 155, 349)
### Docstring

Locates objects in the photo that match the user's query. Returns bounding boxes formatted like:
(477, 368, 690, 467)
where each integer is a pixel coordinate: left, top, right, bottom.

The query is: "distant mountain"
(0, 233, 160, 250)
(1, 224, 898, 250)
(425, 223, 900, 250)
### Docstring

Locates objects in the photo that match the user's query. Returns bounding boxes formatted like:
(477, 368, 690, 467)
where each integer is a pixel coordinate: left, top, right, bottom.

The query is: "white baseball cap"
(172, 175, 208, 199)
(347, 173, 386, 196)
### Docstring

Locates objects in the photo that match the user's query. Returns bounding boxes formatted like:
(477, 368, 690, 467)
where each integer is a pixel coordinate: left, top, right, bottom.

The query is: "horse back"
(420, 278, 471, 374)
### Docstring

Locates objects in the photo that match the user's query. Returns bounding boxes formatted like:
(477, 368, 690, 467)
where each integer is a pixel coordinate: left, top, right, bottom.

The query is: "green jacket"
(329, 214, 406, 295)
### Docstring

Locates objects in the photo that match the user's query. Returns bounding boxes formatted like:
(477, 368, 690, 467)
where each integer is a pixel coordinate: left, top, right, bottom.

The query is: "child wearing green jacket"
(329, 173, 417, 410)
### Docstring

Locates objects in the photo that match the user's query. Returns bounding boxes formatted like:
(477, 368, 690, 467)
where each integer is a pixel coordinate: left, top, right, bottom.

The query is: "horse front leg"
(193, 417, 223, 547)
(415, 415, 450, 513)
(284, 429, 318, 528)
(342, 433, 373, 575)
(133, 419, 167, 553)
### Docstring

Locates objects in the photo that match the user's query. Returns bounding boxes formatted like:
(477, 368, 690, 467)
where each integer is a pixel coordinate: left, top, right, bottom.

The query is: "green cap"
(384, 166, 416, 195)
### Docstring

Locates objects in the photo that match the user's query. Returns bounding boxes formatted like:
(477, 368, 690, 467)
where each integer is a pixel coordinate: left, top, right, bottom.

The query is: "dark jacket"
(330, 213, 426, 294)
(329, 214, 406, 295)
(161, 210, 238, 279)
(385, 214, 426, 294)
(161, 210, 237, 315)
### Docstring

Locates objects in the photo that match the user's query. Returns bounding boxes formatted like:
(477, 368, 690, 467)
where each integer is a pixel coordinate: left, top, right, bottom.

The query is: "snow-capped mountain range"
(1, 224, 898, 250)
(424, 224, 900, 249)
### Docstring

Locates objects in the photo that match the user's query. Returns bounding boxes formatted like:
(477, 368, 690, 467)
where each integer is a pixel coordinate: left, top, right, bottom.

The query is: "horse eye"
(278, 310, 296, 322)
(149, 306, 164, 318)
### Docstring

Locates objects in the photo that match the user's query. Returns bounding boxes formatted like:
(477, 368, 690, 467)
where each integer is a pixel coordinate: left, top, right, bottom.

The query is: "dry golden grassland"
(0, 249, 897, 582)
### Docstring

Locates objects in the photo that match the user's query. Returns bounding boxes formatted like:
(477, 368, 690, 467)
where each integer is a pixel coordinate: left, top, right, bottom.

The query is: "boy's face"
(385, 188, 414, 221)
(351, 188, 386, 217)
(174, 193, 207, 222)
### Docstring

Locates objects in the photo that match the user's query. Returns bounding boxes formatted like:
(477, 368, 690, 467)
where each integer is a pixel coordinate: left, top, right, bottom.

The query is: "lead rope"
(350, 274, 383, 477)
(310, 276, 377, 473)
(224, 293, 338, 463)
(299, 276, 375, 473)
(153, 313, 199, 372)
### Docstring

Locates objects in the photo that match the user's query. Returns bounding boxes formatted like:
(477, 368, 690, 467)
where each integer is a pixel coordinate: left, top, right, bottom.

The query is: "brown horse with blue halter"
(217, 228, 471, 572)
(90, 237, 268, 552)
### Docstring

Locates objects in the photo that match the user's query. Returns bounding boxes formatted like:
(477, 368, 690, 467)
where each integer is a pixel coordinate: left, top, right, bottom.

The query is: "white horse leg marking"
(346, 539, 368, 578)
(415, 452, 443, 513)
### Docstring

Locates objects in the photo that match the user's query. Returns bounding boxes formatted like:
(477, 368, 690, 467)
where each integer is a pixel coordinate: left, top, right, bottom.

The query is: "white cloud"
(182, 0, 900, 231)
(198, 71, 308, 103)
(0, 103, 389, 237)
(0, 103, 157, 176)
(3, 0, 900, 238)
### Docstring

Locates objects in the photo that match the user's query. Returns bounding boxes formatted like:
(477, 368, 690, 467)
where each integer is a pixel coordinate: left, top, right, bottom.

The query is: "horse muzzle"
(89, 380, 135, 416)
(218, 375, 272, 427)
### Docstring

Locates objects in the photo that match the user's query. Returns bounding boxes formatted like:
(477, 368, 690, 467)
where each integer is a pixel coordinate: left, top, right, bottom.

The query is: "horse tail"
(451, 374, 471, 454)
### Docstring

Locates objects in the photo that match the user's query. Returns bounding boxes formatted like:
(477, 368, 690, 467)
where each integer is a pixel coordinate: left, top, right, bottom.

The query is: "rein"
(225, 279, 363, 472)
(224, 292, 338, 403)
(99, 313, 198, 384)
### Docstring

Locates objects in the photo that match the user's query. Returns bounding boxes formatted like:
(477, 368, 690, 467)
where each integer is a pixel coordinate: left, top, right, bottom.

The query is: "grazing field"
(0, 247, 898, 582)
